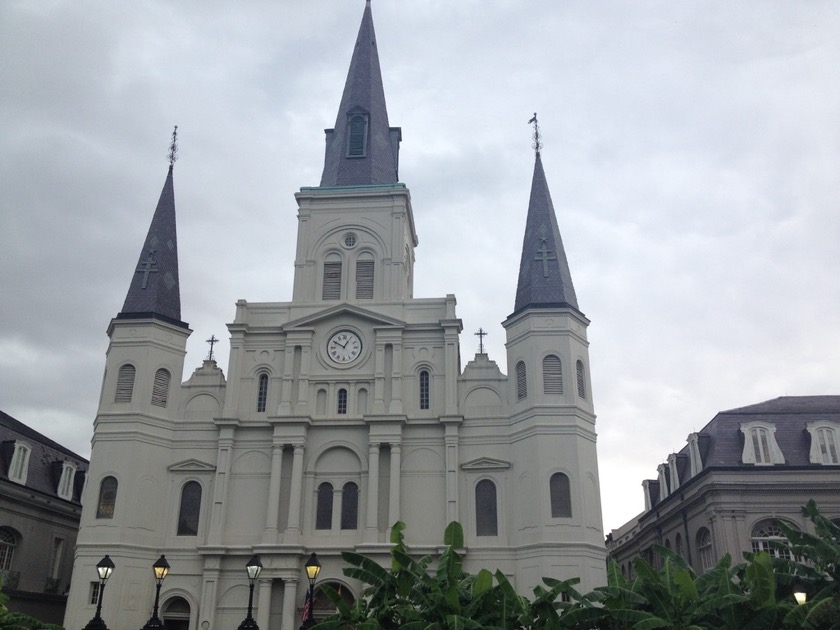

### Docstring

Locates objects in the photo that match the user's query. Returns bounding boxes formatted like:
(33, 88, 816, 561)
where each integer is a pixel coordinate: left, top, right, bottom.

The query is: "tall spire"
(118, 127, 187, 328)
(319, 0, 401, 187)
(513, 119, 579, 315)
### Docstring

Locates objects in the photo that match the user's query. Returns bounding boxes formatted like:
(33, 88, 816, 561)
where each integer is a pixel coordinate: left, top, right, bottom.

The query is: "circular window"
(343, 232, 357, 248)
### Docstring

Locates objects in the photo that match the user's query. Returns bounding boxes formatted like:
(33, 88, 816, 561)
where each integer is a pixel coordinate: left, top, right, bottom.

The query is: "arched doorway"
(161, 596, 191, 630)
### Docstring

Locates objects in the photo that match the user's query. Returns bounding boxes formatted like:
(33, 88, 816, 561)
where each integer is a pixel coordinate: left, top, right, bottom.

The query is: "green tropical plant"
(0, 579, 63, 630)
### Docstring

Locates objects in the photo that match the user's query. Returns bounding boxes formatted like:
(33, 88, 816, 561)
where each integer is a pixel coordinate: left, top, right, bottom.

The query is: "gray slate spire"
(118, 164, 187, 327)
(513, 153, 579, 314)
(319, 0, 401, 187)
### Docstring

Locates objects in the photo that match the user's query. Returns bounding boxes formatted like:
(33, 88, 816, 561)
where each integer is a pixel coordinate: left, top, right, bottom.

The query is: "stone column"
(388, 443, 402, 529)
(366, 442, 381, 541)
(281, 578, 299, 630)
(256, 578, 272, 630)
(263, 439, 285, 543)
(286, 443, 305, 543)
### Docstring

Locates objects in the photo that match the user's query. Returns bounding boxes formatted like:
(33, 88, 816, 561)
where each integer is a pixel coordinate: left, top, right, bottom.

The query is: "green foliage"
(0, 581, 63, 630)
(315, 503, 840, 629)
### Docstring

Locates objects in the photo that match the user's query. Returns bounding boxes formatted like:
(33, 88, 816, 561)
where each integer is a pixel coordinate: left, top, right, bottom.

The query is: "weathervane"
(206, 334, 218, 361)
(475, 328, 487, 354)
(528, 112, 542, 155)
(168, 125, 179, 166)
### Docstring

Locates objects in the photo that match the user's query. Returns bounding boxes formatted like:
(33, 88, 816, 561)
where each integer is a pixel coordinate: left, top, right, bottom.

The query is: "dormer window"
(687, 432, 703, 477)
(739, 421, 785, 465)
(8, 442, 31, 484)
(57, 462, 77, 500)
(806, 422, 840, 464)
(347, 114, 368, 157)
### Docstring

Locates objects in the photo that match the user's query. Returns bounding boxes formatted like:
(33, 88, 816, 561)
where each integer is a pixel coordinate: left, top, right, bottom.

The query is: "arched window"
(696, 528, 713, 572)
(151, 368, 171, 407)
(341, 482, 359, 530)
(114, 364, 135, 403)
(751, 519, 793, 559)
(256, 373, 269, 413)
(543, 355, 563, 394)
(0, 528, 17, 571)
(549, 472, 572, 518)
(475, 479, 498, 536)
(322, 257, 342, 300)
(177, 481, 202, 536)
(347, 114, 368, 157)
(337, 388, 348, 415)
(96, 476, 118, 519)
(576, 360, 586, 399)
(675, 533, 683, 557)
(316, 483, 333, 530)
(419, 370, 430, 410)
(516, 361, 527, 400)
(355, 255, 374, 299)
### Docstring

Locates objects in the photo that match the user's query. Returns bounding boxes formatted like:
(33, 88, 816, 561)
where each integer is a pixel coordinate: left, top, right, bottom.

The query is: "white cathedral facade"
(64, 3, 606, 629)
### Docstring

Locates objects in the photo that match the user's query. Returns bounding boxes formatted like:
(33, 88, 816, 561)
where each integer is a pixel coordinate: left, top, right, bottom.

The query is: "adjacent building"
(607, 396, 840, 577)
(63, 3, 606, 629)
(1, 410, 88, 625)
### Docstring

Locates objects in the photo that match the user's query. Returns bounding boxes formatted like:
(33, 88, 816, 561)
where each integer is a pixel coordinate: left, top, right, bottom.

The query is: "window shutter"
(355, 260, 374, 299)
(323, 262, 342, 300)
(543, 355, 563, 394)
(576, 360, 586, 399)
(348, 115, 367, 156)
(151, 369, 170, 407)
(114, 365, 135, 403)
(516, 362, 527, 400)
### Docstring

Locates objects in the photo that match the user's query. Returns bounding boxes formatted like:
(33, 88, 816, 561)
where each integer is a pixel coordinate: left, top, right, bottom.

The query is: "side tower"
(65, 136, 194, 627)
(502, 124, 606, 590)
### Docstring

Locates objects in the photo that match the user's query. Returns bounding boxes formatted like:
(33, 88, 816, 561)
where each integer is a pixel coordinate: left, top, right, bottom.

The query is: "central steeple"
(319, 0, 401, 187)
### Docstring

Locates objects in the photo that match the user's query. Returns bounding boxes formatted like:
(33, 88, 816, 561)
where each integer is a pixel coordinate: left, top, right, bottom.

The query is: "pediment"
(461, 457, 510, 471)
(168, 459, 217, 473)
(283, 304, 405, 330)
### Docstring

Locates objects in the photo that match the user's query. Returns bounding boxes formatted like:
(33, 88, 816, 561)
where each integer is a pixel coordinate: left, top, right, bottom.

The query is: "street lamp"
(237, 554, 263, 630)
(793, 582, 807, 606)
(301, 552, 321, 629)
(83, 555, 115, 630)
(140, 554, 170, 630)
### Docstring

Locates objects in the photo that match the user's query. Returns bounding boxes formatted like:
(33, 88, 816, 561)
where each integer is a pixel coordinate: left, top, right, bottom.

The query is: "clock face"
(327, 331, 362, 364)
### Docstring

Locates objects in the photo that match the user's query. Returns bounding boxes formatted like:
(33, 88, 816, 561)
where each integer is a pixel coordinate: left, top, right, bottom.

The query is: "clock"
(327, 330, 362, 364)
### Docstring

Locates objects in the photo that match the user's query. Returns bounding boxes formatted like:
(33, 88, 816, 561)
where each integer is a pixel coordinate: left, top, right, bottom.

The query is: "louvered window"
(96, 476, 118, 519)
(576, 360, 586, 399)
(323, 262, 342, 300)
(177, 481, 202, 536)
(549, 472, 572, 518)
(347, 114, 368, 157)
(257, 373, 268, 413)
(114, 364, 135, 403)
(516, 361, 527, 400)
(341, 482, 359, 530)
(419, 370, 430, 410)
(543, 355, 563, 394)
(316, 483, 333, 530)
(475, 480, 498, 536)
(151, 368, 171, 407)
(337, 388, 348, 415)
(355, 260, 374, 299)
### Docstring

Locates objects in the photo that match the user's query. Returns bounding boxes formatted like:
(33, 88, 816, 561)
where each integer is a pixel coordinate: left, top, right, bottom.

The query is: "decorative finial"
(168, 125, 179, 166)
(474, 328, 487, 354)
(528, 113, 542, 156)
(206, 334, 218, 361)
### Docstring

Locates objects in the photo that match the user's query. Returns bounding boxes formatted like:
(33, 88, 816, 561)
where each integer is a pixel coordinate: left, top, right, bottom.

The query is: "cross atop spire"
(475, 328, 488, 354)
(528, 113, 542, 156)
(168, 125, 178, 167)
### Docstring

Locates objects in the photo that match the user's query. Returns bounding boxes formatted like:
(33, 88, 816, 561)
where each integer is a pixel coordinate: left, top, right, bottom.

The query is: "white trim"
(806, 421, 840, 464)
(739, 421, 785, 465)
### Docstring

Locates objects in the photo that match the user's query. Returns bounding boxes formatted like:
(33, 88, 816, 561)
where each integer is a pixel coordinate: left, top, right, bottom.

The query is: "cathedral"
(64, 3, 606, 628)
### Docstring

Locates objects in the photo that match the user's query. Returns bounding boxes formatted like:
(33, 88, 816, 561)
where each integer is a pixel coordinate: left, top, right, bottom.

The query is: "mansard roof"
(118, 165, 187, 328)
(319, 0, 401, 187)
(512, 152, 579, 316)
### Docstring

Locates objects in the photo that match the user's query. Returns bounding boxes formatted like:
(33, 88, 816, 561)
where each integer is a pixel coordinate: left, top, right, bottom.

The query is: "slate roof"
(0, 410, 88, 503)
(512, 152, 579, 315)
(319, 0, 401, 187)
(118, 165, 187, 327)
(646, 396, 840, 507)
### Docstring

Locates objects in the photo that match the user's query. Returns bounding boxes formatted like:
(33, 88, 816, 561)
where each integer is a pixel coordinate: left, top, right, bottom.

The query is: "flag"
(301, 589, 311, 622)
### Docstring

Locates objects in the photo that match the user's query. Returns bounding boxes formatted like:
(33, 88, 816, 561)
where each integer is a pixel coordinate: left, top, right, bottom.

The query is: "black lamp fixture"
(300, 552, 321, 629)
(793, 581, 807, 606)
(83, 555, 115, 630)
(237, 554, 263, 630)
(140, 554, 170, 630)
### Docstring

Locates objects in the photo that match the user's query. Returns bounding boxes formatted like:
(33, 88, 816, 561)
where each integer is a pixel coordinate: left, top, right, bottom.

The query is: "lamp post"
(140, 554, 170, 630)
(237, 554, 263, 630)
(300, 552, 321, 629)
(793, 582, 807, 606)
(83, 555, 115, 630)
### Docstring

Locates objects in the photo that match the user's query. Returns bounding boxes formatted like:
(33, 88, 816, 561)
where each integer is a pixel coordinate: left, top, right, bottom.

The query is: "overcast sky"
(2, 0, 839, 532)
